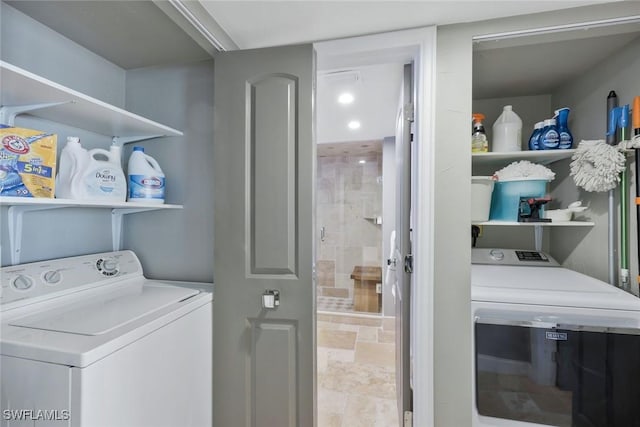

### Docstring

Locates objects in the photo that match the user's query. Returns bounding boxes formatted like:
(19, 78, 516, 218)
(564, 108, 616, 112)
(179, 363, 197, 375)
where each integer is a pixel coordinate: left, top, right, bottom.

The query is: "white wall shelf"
(472, 149, 575, 172)
(0, 61, 183, 140)
(0, 61, 184, 266)
(0, 197, 182, 210)
(473, 220, 594, 227)
(1, 197, 183, 265)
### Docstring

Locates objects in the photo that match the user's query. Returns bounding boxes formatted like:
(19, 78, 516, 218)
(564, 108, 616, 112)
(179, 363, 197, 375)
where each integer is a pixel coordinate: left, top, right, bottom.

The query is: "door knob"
(262, 290, 280, 309)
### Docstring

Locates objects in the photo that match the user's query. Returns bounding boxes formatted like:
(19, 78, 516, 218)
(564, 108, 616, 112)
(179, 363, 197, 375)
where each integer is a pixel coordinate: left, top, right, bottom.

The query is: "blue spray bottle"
(555, 108, 573, 149)
(528, 121, 544, 150)
(539, 118, 560, 150)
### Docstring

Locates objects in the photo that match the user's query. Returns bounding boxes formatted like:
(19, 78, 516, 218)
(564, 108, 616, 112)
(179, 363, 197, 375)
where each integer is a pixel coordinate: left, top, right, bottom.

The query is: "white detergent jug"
(127, 146, 165, 204)
(81, 145, 127, 202)
(492, 105, 522, 152)
(56, 136, 90, 199)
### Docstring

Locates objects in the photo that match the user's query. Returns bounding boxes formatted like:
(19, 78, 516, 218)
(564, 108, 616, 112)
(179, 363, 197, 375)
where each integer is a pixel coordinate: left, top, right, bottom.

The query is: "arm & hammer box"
(0, 125, 57, 198)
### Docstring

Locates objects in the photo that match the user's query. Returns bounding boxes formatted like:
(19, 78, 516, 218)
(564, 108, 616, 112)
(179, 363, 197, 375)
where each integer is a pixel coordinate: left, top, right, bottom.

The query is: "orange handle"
(633, 96, 640, 131)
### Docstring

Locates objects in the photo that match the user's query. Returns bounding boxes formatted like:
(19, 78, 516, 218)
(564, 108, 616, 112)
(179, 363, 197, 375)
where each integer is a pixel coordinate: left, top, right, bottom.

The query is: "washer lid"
(9, 284, 199, 336)
(472, 264, 640, 311)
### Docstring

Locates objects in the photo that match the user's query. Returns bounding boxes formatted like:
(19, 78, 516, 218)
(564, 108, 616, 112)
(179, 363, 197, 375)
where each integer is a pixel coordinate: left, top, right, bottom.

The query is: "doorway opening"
(314, 61, 404, 427)
(314, 26, 435, 427)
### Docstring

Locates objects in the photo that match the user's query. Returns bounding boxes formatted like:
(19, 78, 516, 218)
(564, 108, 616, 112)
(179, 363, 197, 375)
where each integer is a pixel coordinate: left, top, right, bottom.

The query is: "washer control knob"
(43, 270, 62, 285)
(12, 274, 34, 291)
(489, 249, 505, 261)
(97, 258, 120, 276)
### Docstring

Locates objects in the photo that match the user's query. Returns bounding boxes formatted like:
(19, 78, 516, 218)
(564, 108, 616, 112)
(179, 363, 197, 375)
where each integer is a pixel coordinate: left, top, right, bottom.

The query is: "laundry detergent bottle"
(555, 107, 574, 149)
(528, 121, 544, 151)
(127, 146, 165, 204)
(56, 136, 89, 199)
(82, 145, 127, 201)
(539, 118, 560, 150)
(492, 105, 522, 152)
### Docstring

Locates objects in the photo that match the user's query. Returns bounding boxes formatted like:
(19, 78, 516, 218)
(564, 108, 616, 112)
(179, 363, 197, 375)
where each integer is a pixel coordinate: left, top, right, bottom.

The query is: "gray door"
(394, 63, 414, 424)
(212, 44, 314, 427)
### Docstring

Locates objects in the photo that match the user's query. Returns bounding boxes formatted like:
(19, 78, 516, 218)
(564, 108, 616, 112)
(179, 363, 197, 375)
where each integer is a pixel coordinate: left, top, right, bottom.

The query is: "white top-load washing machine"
(471, 248, 640, 427)
(0, 250, 212, 427)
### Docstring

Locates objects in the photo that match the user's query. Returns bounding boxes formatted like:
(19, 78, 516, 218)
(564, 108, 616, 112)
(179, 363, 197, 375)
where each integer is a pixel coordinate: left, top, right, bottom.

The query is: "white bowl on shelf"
(543, 209, 573, 222)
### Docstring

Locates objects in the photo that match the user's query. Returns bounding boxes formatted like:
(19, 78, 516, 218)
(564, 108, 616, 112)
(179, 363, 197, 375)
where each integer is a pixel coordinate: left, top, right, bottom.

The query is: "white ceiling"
(199, 1, 617, 50)
(317, 64, 404, 143)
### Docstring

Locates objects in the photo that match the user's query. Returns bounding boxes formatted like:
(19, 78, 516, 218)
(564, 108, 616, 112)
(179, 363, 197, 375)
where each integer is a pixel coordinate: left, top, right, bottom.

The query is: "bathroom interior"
(315, 61, 406, 426)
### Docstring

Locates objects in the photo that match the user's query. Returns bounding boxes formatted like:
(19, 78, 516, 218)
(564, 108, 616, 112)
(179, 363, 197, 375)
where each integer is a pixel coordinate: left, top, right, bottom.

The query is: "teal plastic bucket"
(489, 179, 549, 221)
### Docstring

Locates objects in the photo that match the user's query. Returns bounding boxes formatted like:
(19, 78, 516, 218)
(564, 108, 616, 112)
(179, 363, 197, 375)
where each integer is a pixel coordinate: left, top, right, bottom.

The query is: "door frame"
(314, 26, 436, 427)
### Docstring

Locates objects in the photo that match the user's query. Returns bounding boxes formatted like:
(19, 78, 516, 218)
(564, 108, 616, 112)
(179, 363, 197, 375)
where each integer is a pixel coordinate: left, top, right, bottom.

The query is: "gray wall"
(0, 3, 215, 284)
(434, 23, 473, 427)
(435, 2, 640, 425)
(550, 34, 640, 292)
(123, 63, 215, 283)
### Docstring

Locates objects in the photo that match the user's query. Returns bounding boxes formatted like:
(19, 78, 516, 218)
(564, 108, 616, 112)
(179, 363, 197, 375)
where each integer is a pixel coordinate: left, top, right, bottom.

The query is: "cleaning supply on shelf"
(471, 113, 489, 153)
(527, 121, 544, 151)
(56, 136, 89, 199)
(539, 118, 560, 150)
(489, 161, 555, 221)
(492, 105, 522, 152)
(555, 108, 574, 149)
(0, 125, 57, 198)
(471, 176, 495, 222)
(82, 145, 126, 202)
(127, 146, 165, 204)
(634, 96, 640, 294)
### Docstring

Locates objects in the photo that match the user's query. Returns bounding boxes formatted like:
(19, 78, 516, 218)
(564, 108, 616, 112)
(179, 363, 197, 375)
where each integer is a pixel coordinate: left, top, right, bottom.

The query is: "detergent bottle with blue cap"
(127, 146, 165, 204)
(555, 107, 574, 149)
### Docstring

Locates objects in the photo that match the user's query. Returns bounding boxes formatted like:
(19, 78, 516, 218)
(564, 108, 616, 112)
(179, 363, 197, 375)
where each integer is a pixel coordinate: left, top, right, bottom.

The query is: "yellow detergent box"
(0, 125, 57, 198)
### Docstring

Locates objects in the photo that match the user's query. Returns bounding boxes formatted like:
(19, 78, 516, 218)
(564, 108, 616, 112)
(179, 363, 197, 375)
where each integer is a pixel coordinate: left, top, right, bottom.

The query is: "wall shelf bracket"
(0, 101, 72, 126)
(111, 208, 156, 251)
(112, 135, 164, 147)
(534, 225, 543, 252)
(8, 205, 65, 265)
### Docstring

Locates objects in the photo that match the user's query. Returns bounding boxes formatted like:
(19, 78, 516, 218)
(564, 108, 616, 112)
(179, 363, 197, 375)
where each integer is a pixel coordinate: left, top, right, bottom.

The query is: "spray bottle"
(539, 119, 560, 150)
(471, 114, 488, 152)
(555, 108, 573, 149)
(528, 121, 544, 151)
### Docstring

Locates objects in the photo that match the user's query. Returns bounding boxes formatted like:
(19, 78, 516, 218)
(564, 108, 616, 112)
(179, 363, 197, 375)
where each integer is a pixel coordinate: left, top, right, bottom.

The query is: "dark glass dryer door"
(475, 313, 640, 427)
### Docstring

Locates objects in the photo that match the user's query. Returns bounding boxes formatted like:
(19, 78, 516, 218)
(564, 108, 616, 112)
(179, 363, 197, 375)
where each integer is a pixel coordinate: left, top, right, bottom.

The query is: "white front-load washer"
(471, 248, 640, 427)
(0, 250, 212, 427)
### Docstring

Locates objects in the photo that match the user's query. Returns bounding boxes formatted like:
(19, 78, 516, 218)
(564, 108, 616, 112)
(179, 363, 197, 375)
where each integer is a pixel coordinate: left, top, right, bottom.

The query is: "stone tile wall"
(317, 151, 383, 304)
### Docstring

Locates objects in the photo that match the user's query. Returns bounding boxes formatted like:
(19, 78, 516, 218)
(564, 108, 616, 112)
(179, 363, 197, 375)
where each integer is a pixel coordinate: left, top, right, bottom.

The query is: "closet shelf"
(0, 197, 182, 210)
(472, 220, 594, 227)
(0, 61, 183, 139)
(472, 149, 575, 171)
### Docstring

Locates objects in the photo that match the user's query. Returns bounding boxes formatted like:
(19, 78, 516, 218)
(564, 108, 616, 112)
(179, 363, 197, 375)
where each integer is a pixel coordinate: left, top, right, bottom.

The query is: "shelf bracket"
(112, 135, 164, 147)
(8, 205, 65, 265)
(0, 102, 73, 126)
(534, 225, 543, 252)
(111, 208, 155, 251)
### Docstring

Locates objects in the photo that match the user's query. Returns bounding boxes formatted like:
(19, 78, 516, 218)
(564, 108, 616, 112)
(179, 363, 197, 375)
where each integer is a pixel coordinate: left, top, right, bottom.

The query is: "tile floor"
(317, 312, 399, 427)
(317, 296, 355, 313)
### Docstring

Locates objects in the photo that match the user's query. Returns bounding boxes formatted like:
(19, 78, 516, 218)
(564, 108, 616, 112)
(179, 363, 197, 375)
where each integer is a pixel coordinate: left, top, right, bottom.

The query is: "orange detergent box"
(0, 125, 57, 197)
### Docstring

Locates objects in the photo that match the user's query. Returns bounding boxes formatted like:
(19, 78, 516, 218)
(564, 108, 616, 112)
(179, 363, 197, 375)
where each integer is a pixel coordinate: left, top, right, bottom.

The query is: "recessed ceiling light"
(338, 93, 354, 104)
(348, 120, 361, 130)
(359, 159, 366, 164)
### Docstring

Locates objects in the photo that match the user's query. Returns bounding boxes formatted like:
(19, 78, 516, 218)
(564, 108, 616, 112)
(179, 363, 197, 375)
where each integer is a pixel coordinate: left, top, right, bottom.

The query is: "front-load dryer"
(0, 251, 212, 427)
(471, 248, 640, 427)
